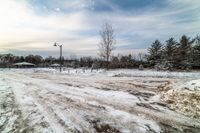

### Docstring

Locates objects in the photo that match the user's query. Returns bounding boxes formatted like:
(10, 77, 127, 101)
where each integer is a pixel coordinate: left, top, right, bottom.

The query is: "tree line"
(0, 53, 145, 69)
(147, 35, 200, 70)
(0, 35, 200, 70)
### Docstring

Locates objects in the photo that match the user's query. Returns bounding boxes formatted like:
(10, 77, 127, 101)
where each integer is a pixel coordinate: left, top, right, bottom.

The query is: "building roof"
(50, 63, 60, 67)
(13, 62, 35, 66)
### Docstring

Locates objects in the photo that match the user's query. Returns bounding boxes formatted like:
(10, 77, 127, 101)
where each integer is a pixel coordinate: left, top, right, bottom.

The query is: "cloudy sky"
(0, 0, 200, 57)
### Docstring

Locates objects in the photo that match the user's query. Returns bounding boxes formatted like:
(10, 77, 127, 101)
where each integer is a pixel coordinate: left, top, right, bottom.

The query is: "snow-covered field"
(0, 68, 200, 133)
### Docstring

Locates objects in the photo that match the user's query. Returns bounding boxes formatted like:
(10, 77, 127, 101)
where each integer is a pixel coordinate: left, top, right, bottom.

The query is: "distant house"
(50, 63, 60, 67)
(13, 62, 36, 68)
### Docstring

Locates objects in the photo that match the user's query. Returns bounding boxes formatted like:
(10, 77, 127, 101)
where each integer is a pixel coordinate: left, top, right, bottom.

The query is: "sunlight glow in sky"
(0, 0, 200, 57)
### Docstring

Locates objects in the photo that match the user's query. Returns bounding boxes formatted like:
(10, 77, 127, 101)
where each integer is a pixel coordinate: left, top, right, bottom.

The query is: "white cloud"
(0, 0, 95, 55)
(55, 7, 60, 12)
(0, 0, 199, 57)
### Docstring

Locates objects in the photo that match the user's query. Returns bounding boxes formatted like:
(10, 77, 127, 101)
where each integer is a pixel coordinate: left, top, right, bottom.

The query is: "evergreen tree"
(175, 35, 195, 69)
(164, 38, 177, 61)
(147, 40, 163, 66)
(162, 38, 178, 69)
(192, 36, 200, 68)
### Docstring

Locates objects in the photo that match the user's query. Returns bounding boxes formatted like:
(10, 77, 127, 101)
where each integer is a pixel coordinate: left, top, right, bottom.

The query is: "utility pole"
(54, 42, 63, 72)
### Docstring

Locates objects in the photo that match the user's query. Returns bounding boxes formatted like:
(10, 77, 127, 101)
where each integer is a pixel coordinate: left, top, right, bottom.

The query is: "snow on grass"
(5, 68, 200, 79)
(108, 69, 200, 79)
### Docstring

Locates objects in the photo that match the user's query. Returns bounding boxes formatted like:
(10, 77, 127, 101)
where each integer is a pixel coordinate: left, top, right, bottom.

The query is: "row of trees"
(1, 36, 199, 70)
(0, 54, 43, 66)
(0, 54, 81, 67)
(147, 35, 200, 70)
(0, 53, 145, 68)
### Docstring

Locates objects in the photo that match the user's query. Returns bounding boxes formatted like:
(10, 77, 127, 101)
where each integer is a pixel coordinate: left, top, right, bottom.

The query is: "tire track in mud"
(19, 75, 161, 132)
(23, 76, 164, 130)
(58, 76, 200, 132)
(24, 82, 95, 133)
(24, 84, 123, 133)
(22, 73, 200, 132)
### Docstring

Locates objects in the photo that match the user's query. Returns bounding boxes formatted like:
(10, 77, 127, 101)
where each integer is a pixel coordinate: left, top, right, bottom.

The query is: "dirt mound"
(161, 79, 200, 119)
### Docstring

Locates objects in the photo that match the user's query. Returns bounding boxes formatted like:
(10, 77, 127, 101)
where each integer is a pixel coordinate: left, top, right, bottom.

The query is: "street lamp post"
(54, 42, 62, 72)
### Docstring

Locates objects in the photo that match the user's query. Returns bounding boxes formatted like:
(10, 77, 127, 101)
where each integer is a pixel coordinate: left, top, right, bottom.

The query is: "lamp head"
(54, 42, 57, 47)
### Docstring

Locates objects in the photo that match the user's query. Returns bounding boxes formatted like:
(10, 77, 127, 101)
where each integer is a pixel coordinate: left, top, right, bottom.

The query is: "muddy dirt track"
(0, 69, 200, 133)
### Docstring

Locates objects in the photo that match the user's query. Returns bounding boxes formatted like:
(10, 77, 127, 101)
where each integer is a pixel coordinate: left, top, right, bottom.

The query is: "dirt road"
(0, 69, 200, 133)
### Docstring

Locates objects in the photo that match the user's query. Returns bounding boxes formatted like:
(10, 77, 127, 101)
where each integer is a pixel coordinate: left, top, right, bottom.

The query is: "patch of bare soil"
(88, 119, 121, 133)
(159, 122, 200, 133)
(161, 89, 200, 119)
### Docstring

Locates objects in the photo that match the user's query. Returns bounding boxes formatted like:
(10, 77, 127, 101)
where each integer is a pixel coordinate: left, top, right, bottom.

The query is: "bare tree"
(99, 23, 116, 68)
(137, 53, 146, 62)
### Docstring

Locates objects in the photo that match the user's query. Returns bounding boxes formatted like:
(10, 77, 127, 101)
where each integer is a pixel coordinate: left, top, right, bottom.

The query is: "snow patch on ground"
(179, 79, 200, 91)
(109, 69, 200, 79)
